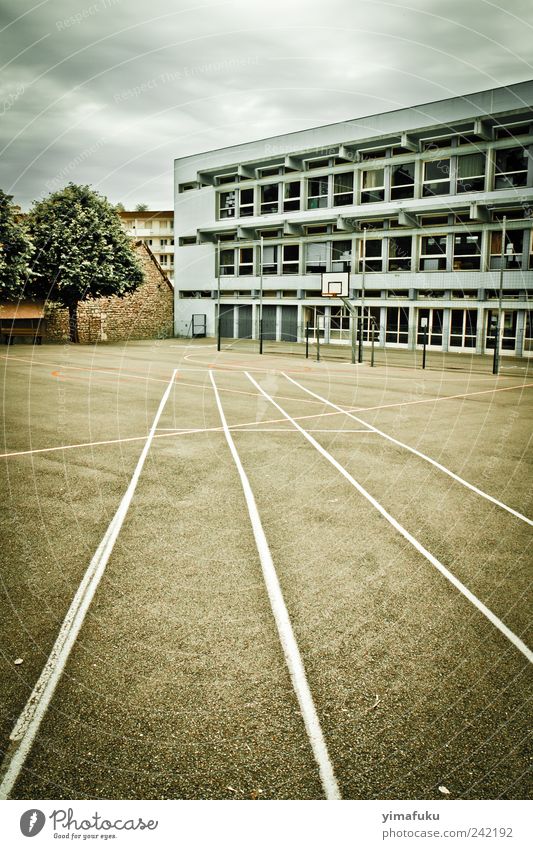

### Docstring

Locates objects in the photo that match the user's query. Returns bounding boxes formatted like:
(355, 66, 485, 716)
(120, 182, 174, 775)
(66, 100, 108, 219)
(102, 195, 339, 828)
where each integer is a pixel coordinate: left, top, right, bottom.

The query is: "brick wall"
(44, 242, 174, 343)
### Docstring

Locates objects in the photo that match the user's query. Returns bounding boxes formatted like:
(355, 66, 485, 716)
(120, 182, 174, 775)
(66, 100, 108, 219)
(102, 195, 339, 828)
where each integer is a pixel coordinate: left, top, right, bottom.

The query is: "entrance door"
(219, 305, 235, 338)
(485, 310, 517, 353)
(261, 305, 277, 340)
(417, 308, 444, 348)
(237, 305, 252, 339)
(280, 306, 298, 341)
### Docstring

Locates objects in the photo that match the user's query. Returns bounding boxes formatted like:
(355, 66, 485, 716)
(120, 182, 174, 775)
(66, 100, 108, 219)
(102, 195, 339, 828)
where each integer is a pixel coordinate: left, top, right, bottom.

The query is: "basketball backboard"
(321, 272, 349, 298)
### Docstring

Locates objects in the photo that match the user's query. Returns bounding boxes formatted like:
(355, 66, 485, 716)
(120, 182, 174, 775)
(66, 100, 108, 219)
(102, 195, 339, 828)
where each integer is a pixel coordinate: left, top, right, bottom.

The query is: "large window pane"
(390, 162, 415, 200)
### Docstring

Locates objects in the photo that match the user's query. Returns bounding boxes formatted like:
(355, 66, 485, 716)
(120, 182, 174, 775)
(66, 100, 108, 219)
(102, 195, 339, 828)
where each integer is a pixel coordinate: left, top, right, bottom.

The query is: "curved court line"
(283, 373, 533, 527)
(0, 369, 178, 799)
(209, 370, 341, 801)
(245, 372, 533, 666)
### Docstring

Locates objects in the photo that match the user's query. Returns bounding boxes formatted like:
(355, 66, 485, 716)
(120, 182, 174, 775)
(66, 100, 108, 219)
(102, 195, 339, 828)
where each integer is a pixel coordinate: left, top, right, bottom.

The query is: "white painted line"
(246, 372, 533, 666)
(209, 370, 341, 800)
(0, 369, 179, 800)
(282, 373, 533, 528)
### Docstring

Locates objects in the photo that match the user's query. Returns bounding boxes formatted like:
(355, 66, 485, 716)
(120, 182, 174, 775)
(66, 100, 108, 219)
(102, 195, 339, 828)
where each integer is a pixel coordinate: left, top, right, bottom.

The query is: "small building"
(119, 209, 175, 284)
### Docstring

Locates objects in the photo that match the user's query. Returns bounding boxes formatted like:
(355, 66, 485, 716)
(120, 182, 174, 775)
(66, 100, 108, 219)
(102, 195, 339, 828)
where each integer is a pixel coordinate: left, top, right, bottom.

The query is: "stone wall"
(44, 242, 174, 343)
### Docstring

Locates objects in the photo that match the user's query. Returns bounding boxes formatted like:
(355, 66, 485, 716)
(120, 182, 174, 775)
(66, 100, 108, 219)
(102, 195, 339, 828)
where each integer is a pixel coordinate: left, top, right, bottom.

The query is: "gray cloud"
(1, 0, 532, 209)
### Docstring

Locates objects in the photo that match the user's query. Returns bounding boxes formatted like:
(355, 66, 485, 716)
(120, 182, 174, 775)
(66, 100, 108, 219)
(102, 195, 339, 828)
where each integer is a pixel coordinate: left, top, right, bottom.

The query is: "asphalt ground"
(0, 339, 531, 800)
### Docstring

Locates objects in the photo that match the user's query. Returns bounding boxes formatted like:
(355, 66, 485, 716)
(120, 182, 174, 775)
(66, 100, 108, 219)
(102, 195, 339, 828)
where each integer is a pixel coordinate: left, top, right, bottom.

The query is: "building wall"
(44, 243, 174, 342)
(173, 81, 533, 356)
(119, 210, 175, 283)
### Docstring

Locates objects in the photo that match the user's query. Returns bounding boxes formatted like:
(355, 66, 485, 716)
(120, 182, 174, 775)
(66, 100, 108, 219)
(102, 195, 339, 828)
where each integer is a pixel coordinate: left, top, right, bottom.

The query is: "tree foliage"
(135, 203, 148, 211)
(28, 184, 144, 341)
(0, 189, 33, 300)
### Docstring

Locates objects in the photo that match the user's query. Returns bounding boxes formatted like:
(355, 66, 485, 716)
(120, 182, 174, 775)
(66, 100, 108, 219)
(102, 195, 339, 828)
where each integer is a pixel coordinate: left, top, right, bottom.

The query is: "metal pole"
(370, 319, 376, 367)
(351, 311, 356, 364)
(493, 215, 506, 375)
(305, 321, 309, 359)
(259, 235, 264, 355)
(422, 325, 427, 369)
(358, 227, 366, 363)
(316, 311, 320, 362)
(216, 238, 221, 352)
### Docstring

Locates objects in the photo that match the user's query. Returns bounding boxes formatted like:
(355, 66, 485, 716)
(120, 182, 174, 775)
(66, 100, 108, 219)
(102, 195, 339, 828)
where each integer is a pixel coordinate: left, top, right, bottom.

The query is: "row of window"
(218, 230, 533, 275)
(217, 147, 530, 218)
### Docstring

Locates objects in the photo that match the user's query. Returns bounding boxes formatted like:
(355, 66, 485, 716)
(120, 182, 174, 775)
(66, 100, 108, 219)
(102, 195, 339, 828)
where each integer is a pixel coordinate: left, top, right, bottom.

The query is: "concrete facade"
(174, 81, 533, 356)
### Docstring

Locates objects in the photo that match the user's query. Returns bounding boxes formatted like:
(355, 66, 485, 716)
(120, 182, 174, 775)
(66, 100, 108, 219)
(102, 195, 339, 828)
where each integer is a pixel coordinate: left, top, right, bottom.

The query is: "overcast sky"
(1, 0, 532, 210)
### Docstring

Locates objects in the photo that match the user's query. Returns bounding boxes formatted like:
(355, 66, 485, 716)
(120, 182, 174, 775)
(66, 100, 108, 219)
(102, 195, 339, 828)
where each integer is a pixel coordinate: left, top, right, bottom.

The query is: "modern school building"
(173, 80, 533, 357)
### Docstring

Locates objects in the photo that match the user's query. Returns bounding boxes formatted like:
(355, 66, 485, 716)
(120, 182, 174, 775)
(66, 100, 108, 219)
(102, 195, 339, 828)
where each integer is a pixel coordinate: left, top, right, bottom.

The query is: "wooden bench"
(0, 319, 44, 344)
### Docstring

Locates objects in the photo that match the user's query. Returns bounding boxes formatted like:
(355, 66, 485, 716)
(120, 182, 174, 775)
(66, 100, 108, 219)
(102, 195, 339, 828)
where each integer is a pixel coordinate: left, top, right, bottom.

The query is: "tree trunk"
(68, 303, 79, 343)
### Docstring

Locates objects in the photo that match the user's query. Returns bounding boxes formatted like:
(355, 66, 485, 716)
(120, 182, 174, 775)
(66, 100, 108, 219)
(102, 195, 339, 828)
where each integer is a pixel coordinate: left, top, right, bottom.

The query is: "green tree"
(28, 184, 144, 342)
(0, 189, 33, 300)
(135, 203, 148, 211)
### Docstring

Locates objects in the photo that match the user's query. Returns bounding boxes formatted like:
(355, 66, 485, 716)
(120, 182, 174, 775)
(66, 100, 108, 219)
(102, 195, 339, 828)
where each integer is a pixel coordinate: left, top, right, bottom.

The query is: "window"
(333, 172, 354, 206)
(160, 239, 168, 247)
(178, 236, 196, 246)
(494, 147, 529, 189)
(307, 177, 329, 209)
(284, 181, 301, 212)
(453, 232, 482, 270)
(361, 169, 384, 203)
(239, 188, 254, 217)
(450, 309, 477, 348)
(494, 123, 531, 140)
(386, 307, 409, 344)
(306, 242, 328, 274)
(390, 162, 415, 200)
(219, 248, 235, 276)
(423, 159, 450, 196)
(219, 191, 236, 219)
(388, 236, 412, 271)
(307, 158, 330, 169)
(282, 244, 299, 274)
(525, 310, 533, 352)
(359, 237, 383, 272)
(420, 235, 447, 270)
(260, 183, 279, 214)
(417, 308, 443, 346)
(530, 230, 533, 269)
(456, 153, 485, 192)
(238, 247, 254, 275)
(332, 240, 352, 272)
(489, 230, 524, 269)
(261, 245, 278, 274)
(452, 289, 477, 298)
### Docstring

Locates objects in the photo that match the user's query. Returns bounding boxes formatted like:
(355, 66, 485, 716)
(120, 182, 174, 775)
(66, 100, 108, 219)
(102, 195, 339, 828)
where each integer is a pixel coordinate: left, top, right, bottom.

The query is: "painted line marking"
(2, 377, 531, 461)
(209, 370, 341, 800)
(0, 369, 179, 800)
(245, 372, 533, 666)
(283, 374, 533, 528)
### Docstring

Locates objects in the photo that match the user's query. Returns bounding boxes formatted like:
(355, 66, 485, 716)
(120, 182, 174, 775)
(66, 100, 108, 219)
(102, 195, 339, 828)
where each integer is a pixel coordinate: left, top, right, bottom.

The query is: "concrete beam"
(400, 132, 418, 152)
(237, 226, 256, 240)
(469, 202, 490, 222)
(398, 209, 418, 227)
(283, 221, 304, 236)
(285, 155, 303, 171)
(238, 164, 256, 179)
(197, 171, 214, 186)
(473, 119, 492, 141)
(336, 215, 356, 231)
(338, 144, 356, 162)
(197, 230, 216, 243)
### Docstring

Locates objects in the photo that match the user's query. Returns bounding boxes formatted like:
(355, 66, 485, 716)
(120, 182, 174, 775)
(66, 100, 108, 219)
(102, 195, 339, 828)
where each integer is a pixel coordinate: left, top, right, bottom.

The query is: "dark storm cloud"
(1, 0, 532, 209)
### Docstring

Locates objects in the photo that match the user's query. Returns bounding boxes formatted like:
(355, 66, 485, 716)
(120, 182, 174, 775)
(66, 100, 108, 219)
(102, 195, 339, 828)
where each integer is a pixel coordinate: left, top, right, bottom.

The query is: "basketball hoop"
(321, 272, 349, 298)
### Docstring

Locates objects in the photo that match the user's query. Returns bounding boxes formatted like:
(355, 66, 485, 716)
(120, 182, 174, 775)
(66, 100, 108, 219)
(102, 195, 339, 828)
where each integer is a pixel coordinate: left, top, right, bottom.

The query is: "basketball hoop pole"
(258, 235, 264, 354)
(358, 227, 366, 363)
(216, 238, 221, 352)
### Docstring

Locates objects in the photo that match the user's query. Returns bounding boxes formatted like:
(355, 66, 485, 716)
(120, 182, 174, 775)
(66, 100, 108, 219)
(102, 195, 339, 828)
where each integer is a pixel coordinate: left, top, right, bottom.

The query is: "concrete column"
(407, 305, 417, 350)
(516, 309, 526, 356)
(476, 306, 485, 354)
(441, 308, 450, 352)
(379, 305, 386, 347)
